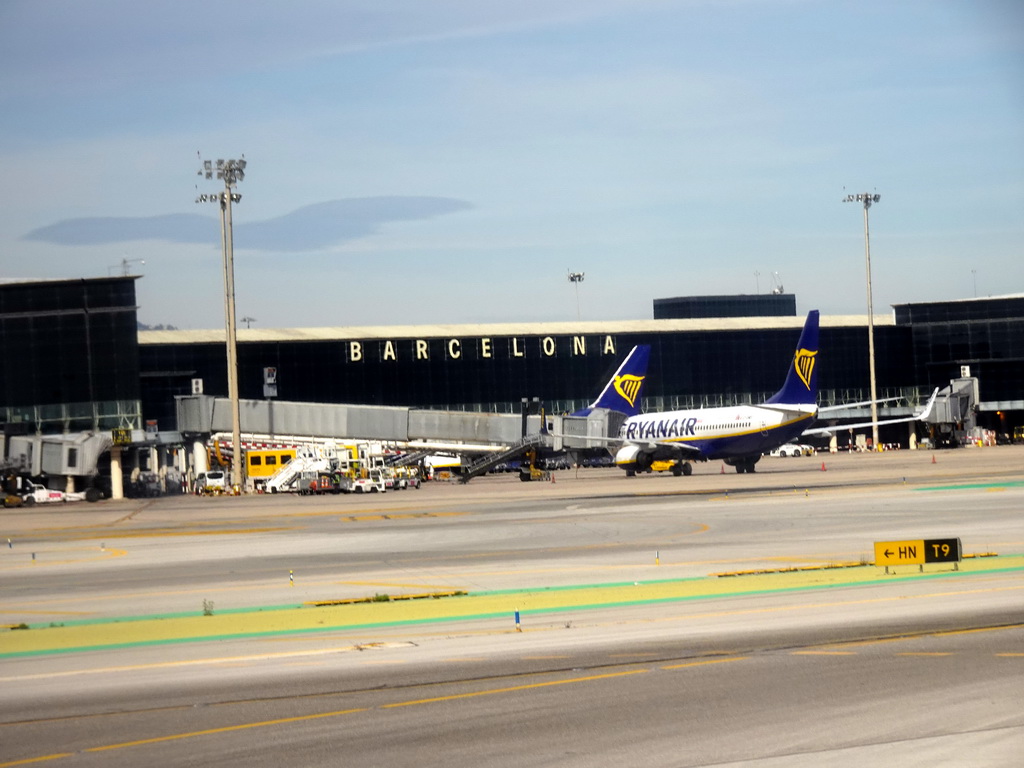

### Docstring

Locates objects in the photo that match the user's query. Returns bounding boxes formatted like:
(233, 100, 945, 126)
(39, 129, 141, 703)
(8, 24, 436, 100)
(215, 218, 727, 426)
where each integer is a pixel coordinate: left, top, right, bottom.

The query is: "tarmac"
(3, 445, 1023, 658)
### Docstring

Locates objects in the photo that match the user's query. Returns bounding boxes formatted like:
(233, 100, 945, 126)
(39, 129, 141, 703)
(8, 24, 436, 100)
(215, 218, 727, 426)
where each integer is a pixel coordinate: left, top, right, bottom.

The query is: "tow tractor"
(19, 481, 90, 505)
(518, 449, 552, 482)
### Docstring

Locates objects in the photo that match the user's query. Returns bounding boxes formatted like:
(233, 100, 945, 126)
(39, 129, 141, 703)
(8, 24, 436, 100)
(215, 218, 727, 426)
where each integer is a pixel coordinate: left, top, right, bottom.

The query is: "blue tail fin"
(764, 310, 819, 405)
(574, 345, 650, 417)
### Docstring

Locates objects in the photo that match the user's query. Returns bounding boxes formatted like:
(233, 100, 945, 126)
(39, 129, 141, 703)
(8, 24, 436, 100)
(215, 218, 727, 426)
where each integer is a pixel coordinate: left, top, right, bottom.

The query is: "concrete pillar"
(130, 448, 141, 485)
(156, 447, 167, 492)
(192, 440, 209, 476)
(110, 446, 124, 500)
(65, 475, 75, 494)
(828, 434, 838, 454)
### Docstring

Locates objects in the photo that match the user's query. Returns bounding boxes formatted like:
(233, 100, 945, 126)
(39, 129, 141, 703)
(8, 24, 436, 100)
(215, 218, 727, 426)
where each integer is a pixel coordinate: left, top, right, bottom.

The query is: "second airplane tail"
(574, 344, 651, 418)
(764, 310, 819, 406)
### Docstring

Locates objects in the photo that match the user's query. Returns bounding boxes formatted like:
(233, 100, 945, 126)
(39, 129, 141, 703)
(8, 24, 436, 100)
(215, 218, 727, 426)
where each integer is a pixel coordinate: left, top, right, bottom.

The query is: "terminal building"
(2, 276, 1023, 495)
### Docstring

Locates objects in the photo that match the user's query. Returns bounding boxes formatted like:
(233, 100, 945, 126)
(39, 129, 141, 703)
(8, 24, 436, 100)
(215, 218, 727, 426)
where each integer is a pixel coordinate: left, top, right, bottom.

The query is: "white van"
(197, 470, 227, 494)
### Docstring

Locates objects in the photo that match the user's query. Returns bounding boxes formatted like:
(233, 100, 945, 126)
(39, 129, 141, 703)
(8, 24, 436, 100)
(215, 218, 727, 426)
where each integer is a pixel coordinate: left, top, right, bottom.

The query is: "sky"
(1, 0, 1022, 330)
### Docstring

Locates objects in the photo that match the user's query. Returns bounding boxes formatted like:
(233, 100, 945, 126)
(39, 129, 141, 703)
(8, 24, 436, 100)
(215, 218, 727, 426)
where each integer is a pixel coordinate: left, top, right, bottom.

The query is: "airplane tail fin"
(573, 344, 650, 418)
(764, 310, 819, 405)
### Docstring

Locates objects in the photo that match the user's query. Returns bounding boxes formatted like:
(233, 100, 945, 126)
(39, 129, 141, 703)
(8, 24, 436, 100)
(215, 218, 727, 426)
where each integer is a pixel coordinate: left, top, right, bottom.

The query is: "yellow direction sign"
(874, 538, 961, 566)
(875, 540, 924, 566)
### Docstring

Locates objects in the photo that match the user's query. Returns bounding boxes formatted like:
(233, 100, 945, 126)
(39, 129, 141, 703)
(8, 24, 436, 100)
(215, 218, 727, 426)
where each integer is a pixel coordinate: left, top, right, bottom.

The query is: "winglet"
(574, 345, 650, 418)
(764, 311, 819, 405)
(915, 388, 939, 421)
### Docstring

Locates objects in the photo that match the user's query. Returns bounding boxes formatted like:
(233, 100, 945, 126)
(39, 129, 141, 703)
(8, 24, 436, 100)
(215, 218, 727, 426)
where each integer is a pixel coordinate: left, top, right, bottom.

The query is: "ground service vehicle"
(20, 482, 89, 504)
(352, 470, 387, 493)
(196, 471, 227, 494)
(246, 449, 296, 486)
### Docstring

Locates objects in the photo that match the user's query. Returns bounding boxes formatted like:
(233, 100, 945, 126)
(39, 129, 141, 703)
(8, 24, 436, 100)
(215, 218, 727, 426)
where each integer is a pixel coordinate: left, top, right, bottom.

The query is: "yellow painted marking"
(0, 646, 383, 682)
(996, 653, 1024, 657)
(928, 622, 1024, 639)
(661, 656, 748, 670)
(896, 652, 953, 657)
(792, 651, 857, 656)
(522, 655, 570, 660)
(0, 547, 128, 570)
(80, 707, 369, 755)
(609, 652, 660, 658)
(341, 511, 467, 522)
(381, 669, 648, 708)
(0, 753, 76, 767)
(10, 528, 297, 543)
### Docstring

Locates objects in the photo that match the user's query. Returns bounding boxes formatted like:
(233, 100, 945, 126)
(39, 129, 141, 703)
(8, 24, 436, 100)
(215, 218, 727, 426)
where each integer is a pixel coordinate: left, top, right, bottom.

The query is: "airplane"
(613, 310, 822, 476)
(606, 310, 939, 476)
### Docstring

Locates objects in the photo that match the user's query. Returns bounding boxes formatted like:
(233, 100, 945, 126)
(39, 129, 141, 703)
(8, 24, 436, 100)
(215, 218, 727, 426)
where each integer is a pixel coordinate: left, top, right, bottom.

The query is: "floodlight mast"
(197, 157, 247, 491)
(567, 270, 585, 321)
(843, 192, 881, 451)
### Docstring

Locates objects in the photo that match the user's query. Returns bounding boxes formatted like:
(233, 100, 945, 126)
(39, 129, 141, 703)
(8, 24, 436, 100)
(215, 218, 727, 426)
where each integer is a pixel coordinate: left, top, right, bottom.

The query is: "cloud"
(22, 196, 473, 252)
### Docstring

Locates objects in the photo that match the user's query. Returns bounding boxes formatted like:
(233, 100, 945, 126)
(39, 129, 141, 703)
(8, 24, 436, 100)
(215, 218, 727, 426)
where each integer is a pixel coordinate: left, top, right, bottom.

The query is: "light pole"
(197, 157, 246, 491)
(109, 258, 145, 276)
(567, 270, 584, 320)
(241, 316, 256, 329)
(844, 192, 881, 451)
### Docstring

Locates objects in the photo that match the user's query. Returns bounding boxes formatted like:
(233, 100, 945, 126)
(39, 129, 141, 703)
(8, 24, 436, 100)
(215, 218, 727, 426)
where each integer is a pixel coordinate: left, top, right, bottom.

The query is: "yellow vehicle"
(246, 448, 297, 480)
(649, 459, 693, 476)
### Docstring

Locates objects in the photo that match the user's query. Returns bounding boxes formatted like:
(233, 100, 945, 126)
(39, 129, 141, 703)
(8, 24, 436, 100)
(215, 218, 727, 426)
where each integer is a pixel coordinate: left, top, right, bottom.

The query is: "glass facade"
(895, 296, 1024, 405)
(138, 322, 922, 430)
(654, 294, 797, 319)
(5, 278, 1021, 441)
(0, 277, 141, 432)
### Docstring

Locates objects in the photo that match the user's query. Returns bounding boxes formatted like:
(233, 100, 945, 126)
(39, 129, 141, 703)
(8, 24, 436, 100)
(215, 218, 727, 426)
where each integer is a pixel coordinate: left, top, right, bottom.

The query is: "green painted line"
(915, 480, 1024, 491)
(3, 556, 1022, 660)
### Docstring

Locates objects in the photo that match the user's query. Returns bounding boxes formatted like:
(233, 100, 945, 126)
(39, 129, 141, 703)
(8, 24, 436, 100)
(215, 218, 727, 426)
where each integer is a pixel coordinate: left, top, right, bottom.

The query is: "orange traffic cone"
(932, 454, 937, 464)
(821, 461, 827, 471)
(720, 464, 725, 474)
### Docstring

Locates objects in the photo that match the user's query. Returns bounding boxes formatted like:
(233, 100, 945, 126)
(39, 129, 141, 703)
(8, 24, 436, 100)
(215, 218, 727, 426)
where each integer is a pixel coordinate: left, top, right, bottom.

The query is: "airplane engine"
(614, 444, 642, 472)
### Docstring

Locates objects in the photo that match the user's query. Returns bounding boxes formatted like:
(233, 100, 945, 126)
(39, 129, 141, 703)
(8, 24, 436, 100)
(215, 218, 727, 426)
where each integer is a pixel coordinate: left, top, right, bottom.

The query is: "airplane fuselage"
(619, 402, 818, 461)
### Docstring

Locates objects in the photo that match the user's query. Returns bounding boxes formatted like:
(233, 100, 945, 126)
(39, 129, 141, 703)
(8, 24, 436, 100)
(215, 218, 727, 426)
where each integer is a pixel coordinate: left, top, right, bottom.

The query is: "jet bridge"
(924, 377, 979, 446)
(175, 395, 543, 447)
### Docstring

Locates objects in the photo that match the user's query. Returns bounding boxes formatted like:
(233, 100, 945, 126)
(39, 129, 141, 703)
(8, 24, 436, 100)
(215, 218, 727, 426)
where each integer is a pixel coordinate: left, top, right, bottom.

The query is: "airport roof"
(138, 314, 891, 345)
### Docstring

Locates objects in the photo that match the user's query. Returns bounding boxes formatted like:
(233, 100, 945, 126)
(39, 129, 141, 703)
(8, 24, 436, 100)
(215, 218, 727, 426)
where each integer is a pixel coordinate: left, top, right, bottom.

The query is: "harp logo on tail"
(614, 374, 644, 408)
(794, 348, 817, 391)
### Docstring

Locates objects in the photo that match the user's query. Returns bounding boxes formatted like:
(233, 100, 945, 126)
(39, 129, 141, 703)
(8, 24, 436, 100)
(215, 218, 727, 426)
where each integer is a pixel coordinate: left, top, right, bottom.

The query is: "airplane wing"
(818, 396, 903, 414)
(804, 388, 939, 436)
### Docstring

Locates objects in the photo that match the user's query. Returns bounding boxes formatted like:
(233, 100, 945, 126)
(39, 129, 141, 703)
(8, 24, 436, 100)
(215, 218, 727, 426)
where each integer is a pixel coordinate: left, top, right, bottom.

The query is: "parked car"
(769, 444, 803, 458)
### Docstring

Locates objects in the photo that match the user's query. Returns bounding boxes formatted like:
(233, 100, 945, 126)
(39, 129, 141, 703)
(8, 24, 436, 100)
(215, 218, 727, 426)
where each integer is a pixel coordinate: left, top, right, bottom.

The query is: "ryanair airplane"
(615, 310, 820, 476)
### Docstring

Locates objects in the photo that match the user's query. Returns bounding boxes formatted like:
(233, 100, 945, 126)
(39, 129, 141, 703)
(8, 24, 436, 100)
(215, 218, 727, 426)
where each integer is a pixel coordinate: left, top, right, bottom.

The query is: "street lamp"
(108, 258, 145, 276)
(567, 270, 584, 320)
(197, 156, 247, 491)
(843, 192, 881, 451)
(241, 316, 256, 329)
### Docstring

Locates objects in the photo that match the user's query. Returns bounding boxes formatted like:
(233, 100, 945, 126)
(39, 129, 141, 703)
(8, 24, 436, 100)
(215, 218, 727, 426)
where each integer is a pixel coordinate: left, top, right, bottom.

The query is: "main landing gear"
(731, 457, 758, 474)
